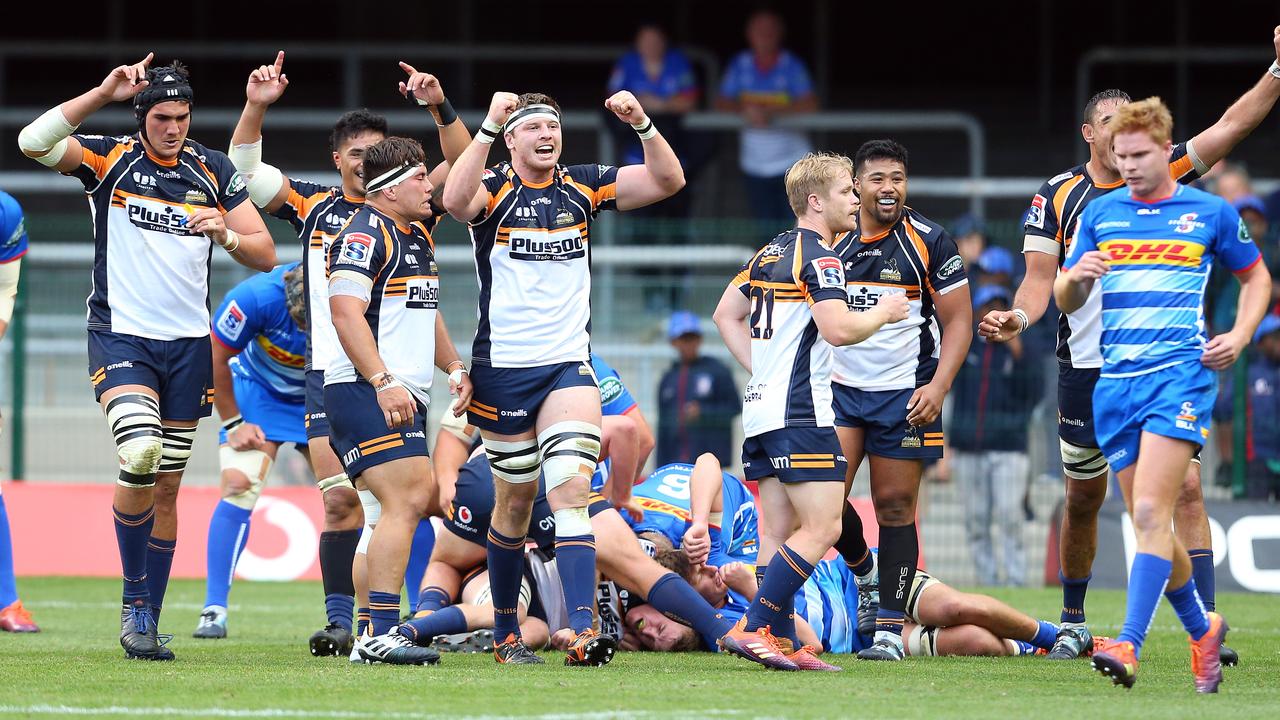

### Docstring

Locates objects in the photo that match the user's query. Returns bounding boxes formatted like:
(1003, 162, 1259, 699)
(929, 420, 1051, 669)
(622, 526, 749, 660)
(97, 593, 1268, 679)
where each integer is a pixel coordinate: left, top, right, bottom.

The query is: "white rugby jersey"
(735, 228, 849, 438)
(66, 135, 249, 340)
(831, 208, 968, 391)
(271, 179, 365, 372)
(466, 162, 618, 368)
(324, 206, 441, 402)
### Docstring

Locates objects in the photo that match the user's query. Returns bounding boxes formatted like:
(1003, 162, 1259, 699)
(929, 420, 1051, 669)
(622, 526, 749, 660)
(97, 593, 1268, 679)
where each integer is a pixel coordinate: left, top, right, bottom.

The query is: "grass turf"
(0, 578, 1276, 719)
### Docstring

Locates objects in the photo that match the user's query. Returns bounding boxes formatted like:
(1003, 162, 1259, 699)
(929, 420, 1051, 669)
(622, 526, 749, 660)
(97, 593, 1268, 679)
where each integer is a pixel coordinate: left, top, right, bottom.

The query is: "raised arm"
(604, 91, 686, 211)
(441, 92, 519, 222)
(683, 453, 726, 566)
(228, 51, 292, 214)
(396, 63, 471, 192)
(1185, 26, 1280, 169)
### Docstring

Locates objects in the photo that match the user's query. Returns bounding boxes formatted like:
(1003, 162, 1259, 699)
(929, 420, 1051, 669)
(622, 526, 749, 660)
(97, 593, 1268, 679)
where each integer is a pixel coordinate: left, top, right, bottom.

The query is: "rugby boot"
(493, 633, 545, 664)
(355, 629, 440, 665)
(1190, 612, 1228, 694)
(856, 634, 906, 661)
(855, 569, 879, 637)
(1046, 622, 1094, 660)
(120, 601, 174, 661)
(564, 628, 617, 667)
(310, 622, 355, 657)
(0, 600, 39, 633)
(192, 605, 227, 639)
(432, 628, 495, 654)
(717, 617, 798, 671)
(1091, 638, 1138, 689)
(1220, 643, 1239, 667)
(787, 644, 843, 671)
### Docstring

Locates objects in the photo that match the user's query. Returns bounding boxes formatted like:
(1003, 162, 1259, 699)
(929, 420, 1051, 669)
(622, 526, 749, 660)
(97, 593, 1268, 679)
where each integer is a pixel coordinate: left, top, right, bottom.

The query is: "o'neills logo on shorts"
(500, 409, 528, 418)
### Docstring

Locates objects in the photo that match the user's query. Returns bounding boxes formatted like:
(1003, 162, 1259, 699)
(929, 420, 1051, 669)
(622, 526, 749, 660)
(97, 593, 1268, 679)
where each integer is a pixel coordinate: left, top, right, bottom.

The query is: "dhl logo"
(1098, 239, 1204, 267)
(257, 336, 305, 368)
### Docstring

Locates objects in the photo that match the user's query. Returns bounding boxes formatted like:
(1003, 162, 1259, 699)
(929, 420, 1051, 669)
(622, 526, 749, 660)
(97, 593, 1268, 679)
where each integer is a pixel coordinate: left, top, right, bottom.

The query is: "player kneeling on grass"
(193, 264, 308, 639)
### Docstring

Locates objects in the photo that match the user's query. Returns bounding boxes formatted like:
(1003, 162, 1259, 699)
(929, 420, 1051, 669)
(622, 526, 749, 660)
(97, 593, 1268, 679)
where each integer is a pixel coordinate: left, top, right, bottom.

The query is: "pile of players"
(11, 26, 1280, 693)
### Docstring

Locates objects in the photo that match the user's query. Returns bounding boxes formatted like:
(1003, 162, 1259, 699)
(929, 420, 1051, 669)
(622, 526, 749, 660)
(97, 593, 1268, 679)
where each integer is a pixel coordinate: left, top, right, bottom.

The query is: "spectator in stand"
(1208, 161, 1253, 204)
(608, 24, 699, 167)
(716, 9, 818, 234)
(952, 214, 987, 275)
(656, 311, 740, 467)
(1210, 195, 1279, 332)
(975, 246, 1017, 289)
(1213, 315, 1280, 502)
(948, 285, 1044, 585)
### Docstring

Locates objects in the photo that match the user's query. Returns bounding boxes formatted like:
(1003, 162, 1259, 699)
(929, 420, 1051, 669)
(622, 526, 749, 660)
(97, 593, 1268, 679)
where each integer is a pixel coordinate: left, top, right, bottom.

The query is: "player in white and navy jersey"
(714, 152, 908, 672)
(830, 140, 972, 662)
(325, 136, 471, 666)
(441, 88, 685, 667)
(226, 53, 470, 657)
(1055, 99, 1270, 693)
(18, 55, 276, 660)
(981, 28, 1280, 662)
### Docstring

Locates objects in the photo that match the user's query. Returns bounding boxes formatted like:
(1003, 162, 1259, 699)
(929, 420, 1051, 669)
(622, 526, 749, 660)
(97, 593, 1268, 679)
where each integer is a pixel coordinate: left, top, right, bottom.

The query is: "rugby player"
(713, 152, 909, 671)
(326, 136, 472, 666)
(227, 52, 469, 655)
(0, 190, 36, 633)
(828, 139, 972, 661)
(441, 88, 685, 666)
(980, 27, 1280, 662)
(18, 55, 275, 659)
(193, 263, 306, 639)
(1055, 98, 1270, 693)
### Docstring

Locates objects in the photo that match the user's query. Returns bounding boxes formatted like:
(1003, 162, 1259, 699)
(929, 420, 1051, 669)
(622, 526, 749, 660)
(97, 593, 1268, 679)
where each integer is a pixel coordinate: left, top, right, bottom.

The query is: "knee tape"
(105, 393, 163, 487)
(553, 506, 592, 538)
(1060, 438, 1108, 481)
(219, 446, 272, 510)
(358, 488, 381, 527)
(317, 473, 353, 494)
(537, 421, 601, 494)
(473, 576, 531, 610)
(906, 625, 939, 657)
(161, 425, 197, 474)
(356, 525, 373, 554)
(484, 437, 540, 485)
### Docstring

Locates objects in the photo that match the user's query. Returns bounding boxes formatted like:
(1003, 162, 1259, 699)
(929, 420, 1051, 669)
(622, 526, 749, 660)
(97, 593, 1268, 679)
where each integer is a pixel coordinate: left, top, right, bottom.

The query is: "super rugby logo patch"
(338, 232, 375, 269)
(813, 256, 845, 288)
(1026, 194, 1046, 229)
(216, 300, 247, 341)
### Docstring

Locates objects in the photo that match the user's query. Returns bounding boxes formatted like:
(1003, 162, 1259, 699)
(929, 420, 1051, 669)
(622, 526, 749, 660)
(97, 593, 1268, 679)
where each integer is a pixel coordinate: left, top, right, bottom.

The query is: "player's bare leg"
(1047, 467, 1107, 659)
(858, 455, 922, 660)
(308, 436, 363, 657)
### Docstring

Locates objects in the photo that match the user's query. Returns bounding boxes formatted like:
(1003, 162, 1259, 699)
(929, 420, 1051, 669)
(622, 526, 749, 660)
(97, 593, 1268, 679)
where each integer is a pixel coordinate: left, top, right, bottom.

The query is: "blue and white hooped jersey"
(211, 262, 306, 401)
(794, 559, 865, 654)
(626, 463, 760, 567)
(585, 352, 639, 492)
(0, 190, 30, 264)
(65, 134, 249, 340)
(1065, 184, 1261, 379)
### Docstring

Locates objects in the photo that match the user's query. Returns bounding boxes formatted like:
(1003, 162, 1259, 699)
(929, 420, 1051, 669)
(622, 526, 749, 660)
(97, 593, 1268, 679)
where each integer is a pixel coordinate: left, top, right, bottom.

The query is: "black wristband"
(431, 97, 458, 126)
(221, 414, 244, 432)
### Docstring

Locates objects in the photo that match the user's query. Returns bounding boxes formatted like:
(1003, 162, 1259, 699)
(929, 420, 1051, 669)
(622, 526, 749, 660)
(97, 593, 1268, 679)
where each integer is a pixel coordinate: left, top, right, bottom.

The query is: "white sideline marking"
(0, 707, 748, 720)
(32, 600, 295, 613)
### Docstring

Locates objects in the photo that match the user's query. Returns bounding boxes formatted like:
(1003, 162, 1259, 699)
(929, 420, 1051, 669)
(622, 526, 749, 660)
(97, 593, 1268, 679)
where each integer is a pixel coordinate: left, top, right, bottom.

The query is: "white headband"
(364, 162, 424, 194)
(504, 104, 561, 134)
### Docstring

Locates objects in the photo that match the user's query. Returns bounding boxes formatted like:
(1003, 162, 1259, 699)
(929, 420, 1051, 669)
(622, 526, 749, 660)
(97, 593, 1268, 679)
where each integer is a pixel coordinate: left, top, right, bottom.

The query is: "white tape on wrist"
(1012, 309, 1029, 334)
(1270, 60, 1280, 80)
(375, 378, 405, 394)
(219, 229, 241, 253)
(449, 368, 466, 386)
(632, 118, 657, 141)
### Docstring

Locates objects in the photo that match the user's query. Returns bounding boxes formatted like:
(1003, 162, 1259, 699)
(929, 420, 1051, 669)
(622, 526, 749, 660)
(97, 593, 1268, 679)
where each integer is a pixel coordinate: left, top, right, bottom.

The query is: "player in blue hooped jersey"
(588, 353, 656, 510)
(194, 262, 308, 639)
(1056, 98, 1272, 693)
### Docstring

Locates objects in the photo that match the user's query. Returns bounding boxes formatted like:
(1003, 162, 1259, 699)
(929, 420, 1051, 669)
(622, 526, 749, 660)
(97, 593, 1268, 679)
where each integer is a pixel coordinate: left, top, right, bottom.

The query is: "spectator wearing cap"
(952, 214, 987, 274)
(947, 284, 1044, 585)
(656, 311, 740, 466)
(1210, 194, 1280, 332)
(975, 246, 1017, 289)
(1213, 314, 1280, 502)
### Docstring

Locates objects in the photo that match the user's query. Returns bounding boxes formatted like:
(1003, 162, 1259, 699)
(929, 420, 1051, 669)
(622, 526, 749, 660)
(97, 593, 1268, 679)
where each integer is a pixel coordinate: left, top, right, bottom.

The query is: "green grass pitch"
(0, 578, 1276, 719)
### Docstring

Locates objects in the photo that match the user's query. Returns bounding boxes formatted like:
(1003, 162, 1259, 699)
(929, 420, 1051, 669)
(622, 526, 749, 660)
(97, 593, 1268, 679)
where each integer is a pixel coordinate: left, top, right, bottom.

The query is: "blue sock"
(368, 590, 401, 636)
(1117, 553, 1172, 657)
(0, 493, 18, 607)
(1032, 619, 1059, 649)
(875, 608, 906, 637)
(397, 605, 467, 643)
(416, 585, 451, 614)
(204, 500, 252, 609)
(1188, 548, 1216, 612)
(325, 594, 355, 632)
(846, 548, 875, 578)
(113, 505, 154, 605)
(647, 572, 734, 647)
(555, 533, 598, 634)
(745, 544, 813, 634)
(1011, 640, 1037, 655)
(486, 528, 527, 640)
(1059, 572, 1090, 624)
(356, 607, 370, 637)
(1165, 578, 1210, 640)
(774, 593, 799, 647)
(403, 519, 435, 600)
(146, 536, 176, 623)
(318, 529, 359, 630)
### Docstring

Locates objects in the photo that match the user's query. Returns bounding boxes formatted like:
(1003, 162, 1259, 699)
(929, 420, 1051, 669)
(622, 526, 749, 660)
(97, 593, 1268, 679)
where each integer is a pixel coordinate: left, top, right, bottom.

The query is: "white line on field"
(31, 600, 296, 613)
(0, 706, 750, 720)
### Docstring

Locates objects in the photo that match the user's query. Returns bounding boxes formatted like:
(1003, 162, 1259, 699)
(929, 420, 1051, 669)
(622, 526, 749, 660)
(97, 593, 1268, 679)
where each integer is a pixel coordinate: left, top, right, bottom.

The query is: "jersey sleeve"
(1170, 143, 1204, 185)
(734, 260, 752, 298)
(1062, 206, 1099, 270)
(211, 280, 264, 351)
(566, 164, 619, 214)
(272, 178, 332, 232)
(470, 167, 513, 225)
(0, 195, 29, 263)
(66, 134, 127, 190)
(795, 239, 848, 305)
(1214, 202, 1263, 274)
(593, 355, 638, 416)
(328, 220, 390, 285)
(718, 55, 745, 100)
(206, 150, 250, 213)
(927, 231, 969, 295)
(1023, 178, 1062, 255)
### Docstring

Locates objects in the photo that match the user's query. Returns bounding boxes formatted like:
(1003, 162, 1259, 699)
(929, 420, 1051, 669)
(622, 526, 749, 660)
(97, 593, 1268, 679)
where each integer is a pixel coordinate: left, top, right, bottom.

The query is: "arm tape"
(228, 139, 285, 208)
(18, 106, 77, 168)
(329, 273, 373, 303)
(0, 258, 19, 324)
(1184, 139, 1211, 176)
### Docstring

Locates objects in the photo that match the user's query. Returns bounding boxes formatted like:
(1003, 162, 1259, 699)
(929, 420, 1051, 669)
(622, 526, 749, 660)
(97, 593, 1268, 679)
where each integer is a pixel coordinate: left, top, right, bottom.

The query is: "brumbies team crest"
(901, 425, 922, 448)
(880, 258, 902, 282)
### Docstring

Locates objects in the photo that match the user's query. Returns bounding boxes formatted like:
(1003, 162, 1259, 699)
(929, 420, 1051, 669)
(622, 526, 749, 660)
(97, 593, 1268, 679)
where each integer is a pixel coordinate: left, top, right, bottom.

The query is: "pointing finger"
(399, 61, 418, 76)
(273, 50, 285, 75)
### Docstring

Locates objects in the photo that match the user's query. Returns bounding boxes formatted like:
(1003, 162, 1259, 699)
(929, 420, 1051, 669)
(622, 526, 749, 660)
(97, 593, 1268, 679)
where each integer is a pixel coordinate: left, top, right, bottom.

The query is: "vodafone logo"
(458, 505, 473, 524)
(236, 496, 320, 581)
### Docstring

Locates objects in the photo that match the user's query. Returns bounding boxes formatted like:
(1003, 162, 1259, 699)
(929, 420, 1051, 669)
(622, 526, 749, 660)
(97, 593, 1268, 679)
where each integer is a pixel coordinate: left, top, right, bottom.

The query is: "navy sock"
(318, 529, 359, 630)
(647, 572, 734, 647)
(146, 536, 176, 623)
(835, 504, 874, 577)
(1117, 553, 1172, 657)
(397, 605, 467, 643)
(745, 544, 813, 634)
(1059, 571, 1090, 624)
(555, 533, 598, 634)
(356, 607, 370, 637)
(204, 500, 252, 609)
(0, 493, 18, 607)
(1031, 619, 1059, 649)
(1165, 578, 1210, 640)
(416, 585, 451, 614)
(403, 519, 435, 600)
(486, 528, 527, 640)
(368, 590, 401, 636)
(876, 523, 918, 637)
(1188, 548, 1216, 612)
(113, 505, 154, 605)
